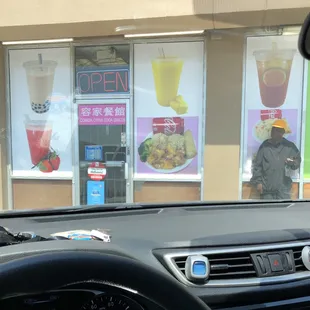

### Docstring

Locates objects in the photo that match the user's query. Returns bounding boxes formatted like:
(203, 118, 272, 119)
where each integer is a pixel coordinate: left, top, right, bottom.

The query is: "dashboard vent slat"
(292, 246, 306, 272)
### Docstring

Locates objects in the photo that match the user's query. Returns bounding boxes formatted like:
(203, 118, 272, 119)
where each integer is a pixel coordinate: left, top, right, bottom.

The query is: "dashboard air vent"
(293, 246, 307, 272)
(174, 252, 255, 280)
(159, 241, 310, 287)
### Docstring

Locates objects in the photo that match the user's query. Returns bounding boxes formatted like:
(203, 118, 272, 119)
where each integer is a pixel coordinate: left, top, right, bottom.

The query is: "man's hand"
(257, 183, 263, 194)
(286, 158, 297, 166)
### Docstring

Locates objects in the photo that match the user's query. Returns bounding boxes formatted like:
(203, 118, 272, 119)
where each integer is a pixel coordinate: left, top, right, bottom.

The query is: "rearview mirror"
(299, 13, 310, 60)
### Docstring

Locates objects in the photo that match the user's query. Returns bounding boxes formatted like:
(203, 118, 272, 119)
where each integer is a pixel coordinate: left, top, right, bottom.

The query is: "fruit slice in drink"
(23, 59, 57, 114)
(254, 45, 295, 108)
(152, 57, 184, 107)
(25, 120, 53, 165)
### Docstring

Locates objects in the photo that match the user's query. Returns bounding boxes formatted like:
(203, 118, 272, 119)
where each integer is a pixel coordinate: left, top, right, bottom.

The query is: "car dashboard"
(2, 201, 310, 309)
(0, 285, 163, 310)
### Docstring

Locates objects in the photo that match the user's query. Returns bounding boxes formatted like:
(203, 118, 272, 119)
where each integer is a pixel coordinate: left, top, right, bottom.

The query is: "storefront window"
(7, 27, 310, 209)
(78, 102, 127, 205)
(75, 45, 130, 205)
(241, 34, 304, 200)
(303, 65, 310, 181)
(8, 47, 72, 209)
(132, 41, 204, 202)
(133, 41, 204, 180)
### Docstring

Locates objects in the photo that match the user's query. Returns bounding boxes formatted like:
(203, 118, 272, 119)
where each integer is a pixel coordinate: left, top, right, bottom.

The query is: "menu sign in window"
(242, 35, 304, 181)
(133, 41, 204, 179)
(9, 47, 73, 178)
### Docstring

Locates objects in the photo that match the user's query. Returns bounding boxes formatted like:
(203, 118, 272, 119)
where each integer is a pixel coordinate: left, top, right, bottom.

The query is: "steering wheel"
(0, 251, 210, 310)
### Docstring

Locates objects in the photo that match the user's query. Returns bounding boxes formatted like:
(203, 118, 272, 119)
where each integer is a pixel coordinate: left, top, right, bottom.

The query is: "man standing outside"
(250, 119, 301, 200)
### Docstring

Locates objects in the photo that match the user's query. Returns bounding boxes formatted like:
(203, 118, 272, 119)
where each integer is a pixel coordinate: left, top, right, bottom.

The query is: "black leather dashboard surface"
(1, 201, 310, 308)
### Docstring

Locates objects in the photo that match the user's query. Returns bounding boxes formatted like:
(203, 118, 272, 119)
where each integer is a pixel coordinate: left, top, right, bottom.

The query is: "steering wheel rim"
(0, 251, 210, 310)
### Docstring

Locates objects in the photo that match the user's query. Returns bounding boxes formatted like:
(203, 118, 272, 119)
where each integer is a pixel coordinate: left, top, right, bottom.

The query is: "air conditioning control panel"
(251, 250, 295, 277)
(154, 241, 310, 288)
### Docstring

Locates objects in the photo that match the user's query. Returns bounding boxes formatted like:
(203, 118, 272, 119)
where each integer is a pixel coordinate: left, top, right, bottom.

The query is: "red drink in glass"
(25, 120, 52, 165)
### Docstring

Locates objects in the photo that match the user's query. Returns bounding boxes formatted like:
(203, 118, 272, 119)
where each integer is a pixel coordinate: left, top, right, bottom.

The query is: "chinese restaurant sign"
(76, 66, 129, 95)
(78, 104, 126, 126)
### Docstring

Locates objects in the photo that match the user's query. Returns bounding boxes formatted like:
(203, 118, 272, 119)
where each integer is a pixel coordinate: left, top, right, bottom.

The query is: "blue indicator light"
(192, 261, 206, 275)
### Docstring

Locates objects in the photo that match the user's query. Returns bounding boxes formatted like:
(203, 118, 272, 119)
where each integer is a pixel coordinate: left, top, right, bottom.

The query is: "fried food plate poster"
(9, 48, 72, 178)
(133, 42, 204, 179)
(242, 35, 304, 180)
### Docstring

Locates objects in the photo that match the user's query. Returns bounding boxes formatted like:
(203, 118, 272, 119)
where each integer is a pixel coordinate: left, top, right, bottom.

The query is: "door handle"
(124, 162, 128, 180)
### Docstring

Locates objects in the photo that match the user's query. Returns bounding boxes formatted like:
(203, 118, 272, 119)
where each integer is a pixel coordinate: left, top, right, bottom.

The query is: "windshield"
(0, 4, 307, 212)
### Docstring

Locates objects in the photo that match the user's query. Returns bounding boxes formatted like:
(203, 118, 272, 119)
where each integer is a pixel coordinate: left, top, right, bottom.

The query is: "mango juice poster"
(9, 48, 72, 178)
(133, 42, 204, 178)
(242, 35, 303, 180)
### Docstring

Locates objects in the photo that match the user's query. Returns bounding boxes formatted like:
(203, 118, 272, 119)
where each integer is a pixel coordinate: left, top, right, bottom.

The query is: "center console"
(219, 297, 310, 310)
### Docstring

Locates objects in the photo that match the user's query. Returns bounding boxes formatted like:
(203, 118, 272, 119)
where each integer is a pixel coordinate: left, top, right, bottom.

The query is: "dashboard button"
(268, 254, 283, 272)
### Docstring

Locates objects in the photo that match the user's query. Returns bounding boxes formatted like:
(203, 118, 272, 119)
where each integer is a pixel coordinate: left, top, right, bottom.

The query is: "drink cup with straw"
(23, 54, 58, 114)
(151, 46, 184, 107)
(253, 42, 295, 108)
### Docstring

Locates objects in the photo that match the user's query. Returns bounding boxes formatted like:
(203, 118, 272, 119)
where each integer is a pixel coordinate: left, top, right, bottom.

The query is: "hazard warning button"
(268, 254, 283, 272)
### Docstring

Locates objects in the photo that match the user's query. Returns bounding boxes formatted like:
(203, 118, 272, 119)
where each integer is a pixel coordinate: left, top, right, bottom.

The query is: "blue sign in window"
(87, 181, 105, 205)
(85, 145, 103, 161)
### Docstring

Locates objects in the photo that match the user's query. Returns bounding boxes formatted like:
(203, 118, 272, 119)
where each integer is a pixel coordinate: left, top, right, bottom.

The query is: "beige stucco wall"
(203, 32, 244, 200)
(0, 0, 308, 40)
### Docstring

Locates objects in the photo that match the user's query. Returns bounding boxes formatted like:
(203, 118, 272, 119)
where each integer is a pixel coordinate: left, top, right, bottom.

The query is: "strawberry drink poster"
(9, 47, 72, 178)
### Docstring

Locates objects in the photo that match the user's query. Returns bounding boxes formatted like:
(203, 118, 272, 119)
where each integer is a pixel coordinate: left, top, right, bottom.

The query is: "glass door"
(77, 99, 130, 205)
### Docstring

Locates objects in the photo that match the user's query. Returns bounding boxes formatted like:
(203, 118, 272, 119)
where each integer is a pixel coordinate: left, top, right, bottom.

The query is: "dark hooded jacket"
(250, 138, 301, 193)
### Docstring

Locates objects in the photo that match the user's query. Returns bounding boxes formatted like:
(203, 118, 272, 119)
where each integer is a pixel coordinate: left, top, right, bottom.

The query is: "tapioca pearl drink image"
(23, 60, 57, 114)
(254, 46, 295, 108)
(152, 57, 184, 107)
(25, 121, 52, 165)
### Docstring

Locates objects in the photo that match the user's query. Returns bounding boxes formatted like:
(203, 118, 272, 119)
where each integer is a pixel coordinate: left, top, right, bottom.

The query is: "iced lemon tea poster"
(133, 42, 204, 177)
(242, 35, 303, 180)
(9, 48, 72, 178)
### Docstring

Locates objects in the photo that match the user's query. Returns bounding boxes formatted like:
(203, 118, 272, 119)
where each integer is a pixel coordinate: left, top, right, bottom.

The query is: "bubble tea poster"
(9, 48, 72, 177)
(242, 35, 304, 180)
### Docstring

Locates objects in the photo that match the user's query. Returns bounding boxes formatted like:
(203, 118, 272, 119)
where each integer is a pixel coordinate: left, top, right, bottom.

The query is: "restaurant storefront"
(5, 38, 205, 209)
(0, 1, 309, 210)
